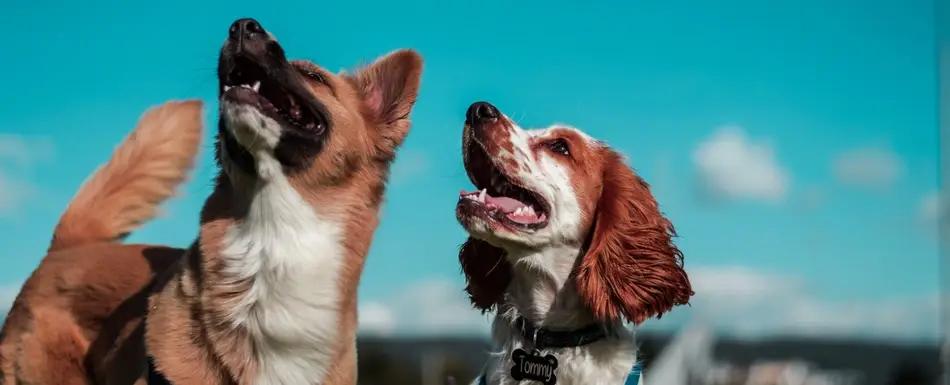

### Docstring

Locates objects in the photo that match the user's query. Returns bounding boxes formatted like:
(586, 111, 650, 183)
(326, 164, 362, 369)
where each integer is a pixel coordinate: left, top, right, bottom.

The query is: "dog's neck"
(194, 156, 355, 385)
(484, 244, 637, 385)
(499, 244, 600, 330)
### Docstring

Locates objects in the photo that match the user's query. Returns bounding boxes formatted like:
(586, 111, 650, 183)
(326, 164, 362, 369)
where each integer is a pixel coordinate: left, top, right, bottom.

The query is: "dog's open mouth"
(222, 57, 323, 132)
(458, 142, 550, 230)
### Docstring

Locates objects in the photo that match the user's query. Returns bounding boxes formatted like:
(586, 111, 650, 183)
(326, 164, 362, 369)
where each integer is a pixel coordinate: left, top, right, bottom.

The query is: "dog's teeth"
(478, 189, 487, 202)
(252, 81, 261, 92)
(514, 207, 524, 216)
(524, 206, 535, 215)
(224, 85, 232, 91)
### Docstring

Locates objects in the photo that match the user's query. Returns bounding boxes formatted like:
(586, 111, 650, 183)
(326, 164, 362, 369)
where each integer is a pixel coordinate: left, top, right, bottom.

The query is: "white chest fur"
(220, 156, 344, 385)
(479, 317, 640, 385)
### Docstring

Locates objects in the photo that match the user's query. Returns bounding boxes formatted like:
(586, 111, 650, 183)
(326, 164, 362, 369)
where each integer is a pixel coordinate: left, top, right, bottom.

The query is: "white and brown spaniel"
(455, 101, 694, 385)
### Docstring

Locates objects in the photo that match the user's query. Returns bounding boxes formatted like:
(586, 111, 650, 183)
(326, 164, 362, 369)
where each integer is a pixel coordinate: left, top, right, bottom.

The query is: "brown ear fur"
(458, 237, 512, 312)
(575, 151, 694, 325)
(349, 49, 423, 159)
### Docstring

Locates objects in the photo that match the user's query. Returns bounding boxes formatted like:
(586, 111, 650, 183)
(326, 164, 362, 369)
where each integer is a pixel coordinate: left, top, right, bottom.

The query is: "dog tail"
(48, 100, 205, 253)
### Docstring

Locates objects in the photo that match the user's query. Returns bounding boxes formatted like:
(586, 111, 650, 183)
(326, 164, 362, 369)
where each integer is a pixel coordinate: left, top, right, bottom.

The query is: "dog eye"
(296, 66, 327, 84)
(546, 139, 570, 156)
(308, 71, 327, 83)
(303, 69, 321, 79)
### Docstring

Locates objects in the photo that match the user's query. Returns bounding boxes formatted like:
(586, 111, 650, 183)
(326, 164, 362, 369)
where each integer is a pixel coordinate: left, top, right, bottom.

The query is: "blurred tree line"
(354, 336, 664, 385)
(354, 334, 940, 385)
(359, 349, 477, 385)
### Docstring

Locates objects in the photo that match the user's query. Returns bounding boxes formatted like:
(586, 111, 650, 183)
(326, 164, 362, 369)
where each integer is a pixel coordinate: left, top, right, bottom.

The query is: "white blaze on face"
(221, 102, 283, 153)
(525, 125, 588, 242)
(219, 31, 286, 164)
(495, 122, 587, 246)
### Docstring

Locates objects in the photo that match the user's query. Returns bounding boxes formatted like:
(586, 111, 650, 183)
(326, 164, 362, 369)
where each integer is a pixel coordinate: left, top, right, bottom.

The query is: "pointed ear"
(459, 237, 512, 312)
(349, 49, 423, 158)
(575, 151, 694, 325)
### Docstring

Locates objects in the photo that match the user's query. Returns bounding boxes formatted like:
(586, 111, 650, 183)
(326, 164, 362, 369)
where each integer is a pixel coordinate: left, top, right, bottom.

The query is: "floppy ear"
(575, 151, 693, 325)
(458, 237, 512, 312)
(349, 49, 423, 158)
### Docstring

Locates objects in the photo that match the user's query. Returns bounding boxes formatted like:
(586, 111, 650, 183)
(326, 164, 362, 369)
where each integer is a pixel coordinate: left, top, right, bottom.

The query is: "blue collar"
(477, 360, 643, 384)
(624, 361, 643, 384)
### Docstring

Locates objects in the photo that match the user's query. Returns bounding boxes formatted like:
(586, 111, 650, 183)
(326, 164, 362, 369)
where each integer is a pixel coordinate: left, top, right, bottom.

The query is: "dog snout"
(227, 18, 272, 57)
(229, 18, 266, 43)
(466, 101, 500, 126)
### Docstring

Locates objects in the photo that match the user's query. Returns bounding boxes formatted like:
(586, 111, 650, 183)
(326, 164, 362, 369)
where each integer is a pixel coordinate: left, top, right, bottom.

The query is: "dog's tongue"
(485, 196, 527, 213)
(459, 189, 545, 224)
(459, 190, 529, 213)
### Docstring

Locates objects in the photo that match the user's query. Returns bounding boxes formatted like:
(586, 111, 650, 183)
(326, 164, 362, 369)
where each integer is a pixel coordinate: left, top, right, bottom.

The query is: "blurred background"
(0, 0, 942, 384)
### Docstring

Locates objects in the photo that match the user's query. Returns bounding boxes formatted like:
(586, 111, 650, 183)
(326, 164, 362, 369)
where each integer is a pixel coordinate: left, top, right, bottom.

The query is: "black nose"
(466, 101, 499, 125)
(229, 18, 266, 42)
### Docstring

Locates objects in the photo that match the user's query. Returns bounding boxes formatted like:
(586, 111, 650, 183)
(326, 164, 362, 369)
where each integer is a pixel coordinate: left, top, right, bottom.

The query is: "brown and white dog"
(1, 18, 422, 385)
(455, 102, 694, 385)
(142, 18, 422, 385)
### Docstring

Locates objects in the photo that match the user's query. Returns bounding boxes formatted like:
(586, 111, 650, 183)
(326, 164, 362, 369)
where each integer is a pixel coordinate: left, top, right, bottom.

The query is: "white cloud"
(358, 302, 397, 336)
(362, 271, 936, 341)
(358, 279, 492, 336)
(390, 150, 429, 184)
(678, 266, 938, 340)
(0, 172, 32, 212)
(0, 135, 53, 214)
(689, 266, 801, 303)
(0, 134, 54, 167)
(832, 146, 902, 189)
(693, 126, 789, 202)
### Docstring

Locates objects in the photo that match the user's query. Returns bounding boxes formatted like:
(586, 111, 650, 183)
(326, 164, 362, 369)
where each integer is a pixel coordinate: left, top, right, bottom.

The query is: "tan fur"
(51, 101, 204, 252)
(0, 101, 204, 385)
(142, 50, 423, 385)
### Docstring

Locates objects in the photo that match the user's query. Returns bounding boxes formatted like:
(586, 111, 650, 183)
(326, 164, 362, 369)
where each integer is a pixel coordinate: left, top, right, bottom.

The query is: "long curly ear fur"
(458, 237, 512, 312)
(575, 151, 694, 325)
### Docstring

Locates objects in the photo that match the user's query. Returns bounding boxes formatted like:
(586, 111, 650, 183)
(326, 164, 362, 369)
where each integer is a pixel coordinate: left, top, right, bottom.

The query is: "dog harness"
(146, 355, 173, 385)
(475, 317, 644, 385)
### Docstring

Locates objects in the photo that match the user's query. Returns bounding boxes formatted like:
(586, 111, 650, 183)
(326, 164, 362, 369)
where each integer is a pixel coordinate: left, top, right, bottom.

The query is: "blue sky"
(0, 0, 939, 341)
